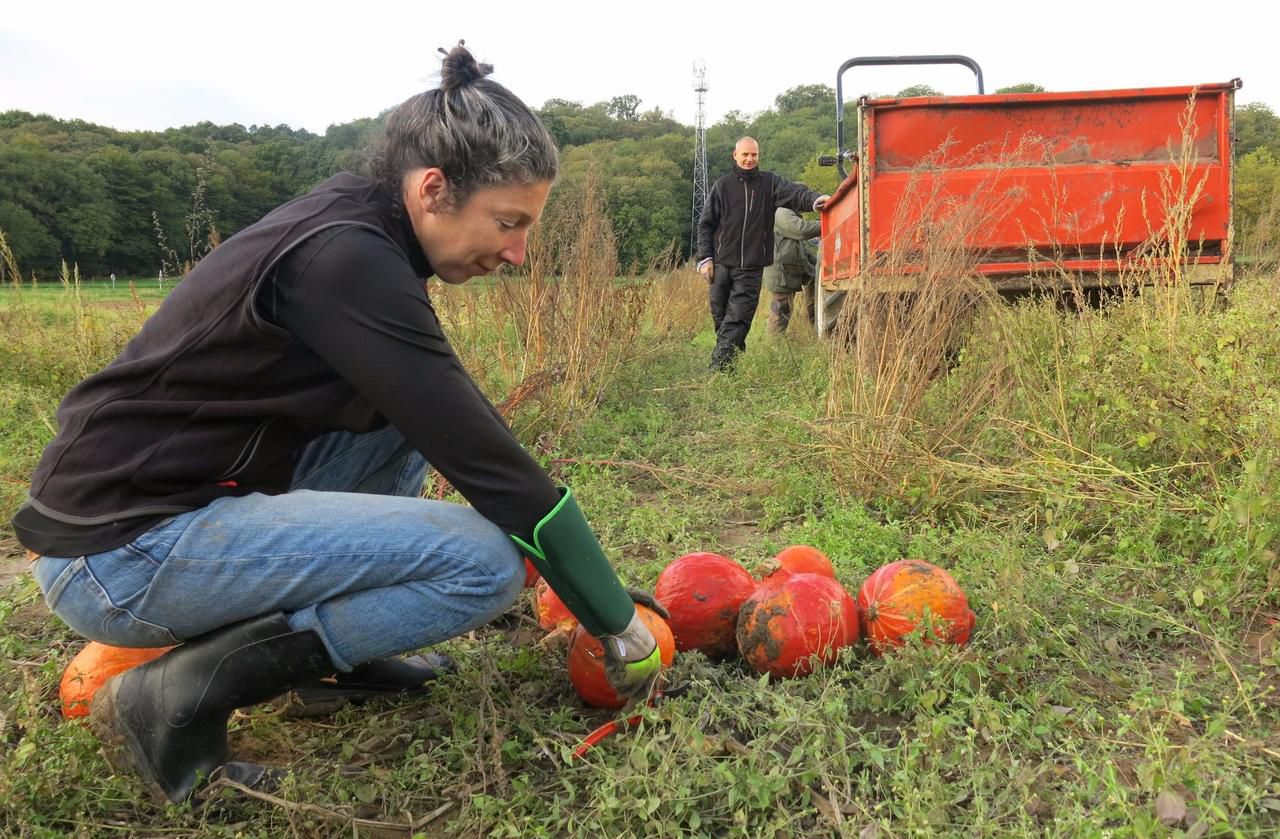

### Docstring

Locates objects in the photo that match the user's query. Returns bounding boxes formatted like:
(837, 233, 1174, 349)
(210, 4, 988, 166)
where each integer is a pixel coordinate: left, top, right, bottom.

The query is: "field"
(1, 218, 1278, 838)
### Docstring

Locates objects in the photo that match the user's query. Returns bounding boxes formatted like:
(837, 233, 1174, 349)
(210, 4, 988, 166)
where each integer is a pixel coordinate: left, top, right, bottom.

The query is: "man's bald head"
(733, 137, 759, 170)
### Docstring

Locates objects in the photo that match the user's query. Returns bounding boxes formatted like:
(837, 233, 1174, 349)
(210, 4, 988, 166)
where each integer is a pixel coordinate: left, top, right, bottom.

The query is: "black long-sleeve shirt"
(13, 174, 559, 557)
(266, 224, 561, 531)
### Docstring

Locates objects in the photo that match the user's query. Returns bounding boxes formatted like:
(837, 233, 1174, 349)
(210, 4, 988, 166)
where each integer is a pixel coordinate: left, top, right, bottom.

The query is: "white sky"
(2, 1, 1275, 136)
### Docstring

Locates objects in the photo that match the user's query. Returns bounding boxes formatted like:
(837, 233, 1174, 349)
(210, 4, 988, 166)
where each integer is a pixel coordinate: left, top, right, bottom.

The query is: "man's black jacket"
(696, 165, 819, 270)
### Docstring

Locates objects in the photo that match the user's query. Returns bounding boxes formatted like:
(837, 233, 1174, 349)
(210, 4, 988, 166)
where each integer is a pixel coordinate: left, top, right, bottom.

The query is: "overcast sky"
(3, 1, 1275, 137)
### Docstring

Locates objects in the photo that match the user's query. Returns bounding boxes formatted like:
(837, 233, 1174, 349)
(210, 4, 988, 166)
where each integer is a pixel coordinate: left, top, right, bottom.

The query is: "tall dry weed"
(0, 233, 149, 393)
(820, 145, 1011, 499)
(818, 92, 1247, 515)
(430, 167, 656, 455)
(0, 230, 19, 286)
(645, 263, 708, 339)
(490, 167, 648, 436)
(1119, 91, 1229, 329)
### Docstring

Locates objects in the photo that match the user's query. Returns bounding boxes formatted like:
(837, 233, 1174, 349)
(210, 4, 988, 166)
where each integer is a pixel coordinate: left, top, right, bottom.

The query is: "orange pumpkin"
(857, 559, 975, 653)
(523, 557, 541, 588)
(736, 573, 859, 678)
(567, 605, 675, 709)
(654, 552, 756, 657)
(759, 544, 835, 580)
(533, 577, 578, 634)
(60, 642, 173, 719)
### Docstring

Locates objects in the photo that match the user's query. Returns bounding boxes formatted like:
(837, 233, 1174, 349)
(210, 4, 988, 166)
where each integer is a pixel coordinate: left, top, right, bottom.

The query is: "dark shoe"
(286, 653, 455, 717)
(708, 356, 737, 373)
(89, 613, 334, 804)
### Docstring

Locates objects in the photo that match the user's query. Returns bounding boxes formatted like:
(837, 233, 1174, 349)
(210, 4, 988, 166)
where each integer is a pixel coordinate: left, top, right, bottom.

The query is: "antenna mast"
(691, 60, 709, 254)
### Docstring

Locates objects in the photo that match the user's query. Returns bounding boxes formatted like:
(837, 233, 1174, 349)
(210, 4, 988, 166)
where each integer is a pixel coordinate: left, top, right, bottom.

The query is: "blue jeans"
(31, 427, 524, 671)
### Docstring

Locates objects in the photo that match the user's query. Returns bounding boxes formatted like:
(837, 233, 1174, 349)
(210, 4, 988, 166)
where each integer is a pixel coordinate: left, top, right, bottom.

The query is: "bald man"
(696, 137, 828, 370)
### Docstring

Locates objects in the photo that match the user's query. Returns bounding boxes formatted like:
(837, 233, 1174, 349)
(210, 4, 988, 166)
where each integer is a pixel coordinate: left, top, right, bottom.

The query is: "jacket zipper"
(740, 182, 753, 266)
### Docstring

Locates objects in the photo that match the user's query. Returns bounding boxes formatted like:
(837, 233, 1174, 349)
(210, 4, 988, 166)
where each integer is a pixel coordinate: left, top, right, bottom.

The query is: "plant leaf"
(1155, 789, 1186, 825)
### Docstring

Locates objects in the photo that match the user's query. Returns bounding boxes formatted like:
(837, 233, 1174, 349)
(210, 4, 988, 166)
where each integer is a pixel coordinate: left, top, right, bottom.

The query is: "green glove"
(513, 491, 670, 706)
(511, 487, 634, 637)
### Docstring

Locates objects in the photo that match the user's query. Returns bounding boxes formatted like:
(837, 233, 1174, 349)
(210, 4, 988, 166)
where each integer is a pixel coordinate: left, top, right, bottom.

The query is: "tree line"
(2, 86, 1278, 279)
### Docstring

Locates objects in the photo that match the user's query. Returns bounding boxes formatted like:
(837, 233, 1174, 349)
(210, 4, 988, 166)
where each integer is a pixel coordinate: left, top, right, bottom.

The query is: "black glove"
(625, 587, 669, 620)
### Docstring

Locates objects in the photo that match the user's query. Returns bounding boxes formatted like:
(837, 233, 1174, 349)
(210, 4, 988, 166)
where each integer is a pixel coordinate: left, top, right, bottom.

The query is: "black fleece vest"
(16, 173, 430, 554)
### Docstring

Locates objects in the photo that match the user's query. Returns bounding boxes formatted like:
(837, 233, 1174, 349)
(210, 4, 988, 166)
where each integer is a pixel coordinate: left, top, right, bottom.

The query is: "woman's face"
(405, 169, 552, 284)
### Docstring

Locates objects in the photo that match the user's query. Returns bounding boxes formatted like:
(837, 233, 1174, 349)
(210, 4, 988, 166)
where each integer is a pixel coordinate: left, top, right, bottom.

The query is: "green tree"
(800, 152, 847, 199)
(995, 83, 1046, 94)
(1236, 102, 1280, 158)
(1236, 148, 1280, 232)
(0, 203, 59, 275)
(895, 84, 942, 98)
(556, 135, 690, 269)
(0, 137, 111, 275)
(606, 95, 642, 122)
(775, 84, 835, 114)
(538, 99, 614, 147)
(83, 145, 155, 273)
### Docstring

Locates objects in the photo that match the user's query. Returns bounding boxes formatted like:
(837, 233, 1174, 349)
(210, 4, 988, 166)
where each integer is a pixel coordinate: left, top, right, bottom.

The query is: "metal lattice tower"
(691, 60, 709, 253)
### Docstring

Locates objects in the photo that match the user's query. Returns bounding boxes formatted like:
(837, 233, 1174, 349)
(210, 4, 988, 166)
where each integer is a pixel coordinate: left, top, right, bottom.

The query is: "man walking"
(696, 137, 827, 370)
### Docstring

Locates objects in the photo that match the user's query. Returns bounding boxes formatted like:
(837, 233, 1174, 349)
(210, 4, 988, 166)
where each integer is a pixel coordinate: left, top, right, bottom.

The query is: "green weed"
(1, 224, 1278, 837)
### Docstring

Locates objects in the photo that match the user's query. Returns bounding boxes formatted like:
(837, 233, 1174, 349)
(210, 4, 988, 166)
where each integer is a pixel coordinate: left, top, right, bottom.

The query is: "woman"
(14, 43, 663, 804)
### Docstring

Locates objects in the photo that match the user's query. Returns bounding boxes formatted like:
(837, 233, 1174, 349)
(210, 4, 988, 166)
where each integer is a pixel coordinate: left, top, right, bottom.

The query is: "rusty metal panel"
(866, 164, 1230, 252)
(820, 162, 861, 286)
(869, 86, 1229, 171)
(819, 81, 1237, 287)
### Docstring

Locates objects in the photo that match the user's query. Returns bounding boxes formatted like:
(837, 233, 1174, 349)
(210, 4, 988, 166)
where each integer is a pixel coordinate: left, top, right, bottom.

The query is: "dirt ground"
(1, 538, 30, 588)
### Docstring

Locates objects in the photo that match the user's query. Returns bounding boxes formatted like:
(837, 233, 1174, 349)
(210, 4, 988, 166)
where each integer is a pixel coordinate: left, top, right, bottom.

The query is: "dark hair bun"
(438, 40, 494, 91)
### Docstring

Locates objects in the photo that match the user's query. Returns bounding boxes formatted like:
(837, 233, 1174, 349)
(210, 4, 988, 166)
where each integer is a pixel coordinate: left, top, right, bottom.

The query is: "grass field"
(0, 277, 176, 305)
(1, 240, 1278, 837)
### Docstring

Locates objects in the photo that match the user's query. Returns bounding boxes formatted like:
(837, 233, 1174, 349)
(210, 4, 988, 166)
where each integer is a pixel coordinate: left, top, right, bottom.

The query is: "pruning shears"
(570, 682, 688, 760)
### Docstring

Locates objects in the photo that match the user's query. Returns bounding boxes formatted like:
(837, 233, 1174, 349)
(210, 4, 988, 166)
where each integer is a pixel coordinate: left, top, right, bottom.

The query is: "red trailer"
(817, 56, 1238, 330)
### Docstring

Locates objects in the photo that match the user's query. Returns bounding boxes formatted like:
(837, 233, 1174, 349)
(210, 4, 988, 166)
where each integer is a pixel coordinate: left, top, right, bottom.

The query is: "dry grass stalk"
(644, 264, 707, 337)
(488, 166, 648, 438)
(0, 230, 20, 286)
(1124, 91, 1221, 329)
(818, 93, 1239, 512)
(822, 145, 1010, 497)
(425, 167, 658, 499)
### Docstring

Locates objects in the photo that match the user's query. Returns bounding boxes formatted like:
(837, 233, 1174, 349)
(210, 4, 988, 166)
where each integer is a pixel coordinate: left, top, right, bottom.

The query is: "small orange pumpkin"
(857, 559, 975, 654)
(60, 642, 173, 719)
(759, 544, 836, 580)
(533, 577, 578, 634)
(736, 573, 859, 678)
(566, 605, 675, 709)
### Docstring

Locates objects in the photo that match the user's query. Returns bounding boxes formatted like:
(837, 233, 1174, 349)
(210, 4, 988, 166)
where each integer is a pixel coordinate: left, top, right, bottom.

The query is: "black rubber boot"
(89, 613, 334, 804)
(708, 348, 738, 373)
(287, 653, 456, 717)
